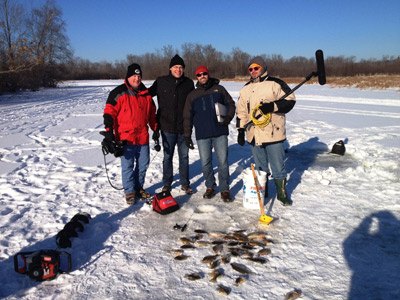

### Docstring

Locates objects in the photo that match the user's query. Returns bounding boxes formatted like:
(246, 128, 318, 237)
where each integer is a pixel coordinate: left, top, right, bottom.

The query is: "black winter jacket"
(148, 73, 194, 134)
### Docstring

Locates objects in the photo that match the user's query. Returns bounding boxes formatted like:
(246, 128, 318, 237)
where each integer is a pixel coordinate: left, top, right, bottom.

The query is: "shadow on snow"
(343, 210, 400, 299)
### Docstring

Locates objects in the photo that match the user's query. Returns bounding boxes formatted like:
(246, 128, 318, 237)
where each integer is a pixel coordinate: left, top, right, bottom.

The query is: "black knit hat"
(169, 54, 185, 68)
(126, 63, 142, 78)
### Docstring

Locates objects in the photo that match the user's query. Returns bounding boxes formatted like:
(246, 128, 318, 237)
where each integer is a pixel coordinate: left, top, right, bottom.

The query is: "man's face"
(196, 71, 209, 85)
(170, 65, 184, 78)
(128, 75, 141, 89)
(249, 66, 263, 79)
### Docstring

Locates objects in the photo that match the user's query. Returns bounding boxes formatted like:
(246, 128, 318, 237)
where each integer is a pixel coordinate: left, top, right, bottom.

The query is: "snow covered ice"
(0, 80, 399, 299)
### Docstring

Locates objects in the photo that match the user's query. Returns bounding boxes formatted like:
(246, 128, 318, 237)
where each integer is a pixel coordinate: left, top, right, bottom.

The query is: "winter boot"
(203, 188, 216, 199)
(125, 193, 136, 205)
(221, 190, 233, 202)
(136, 188, 151, 199)
(274, 178, 292, 206)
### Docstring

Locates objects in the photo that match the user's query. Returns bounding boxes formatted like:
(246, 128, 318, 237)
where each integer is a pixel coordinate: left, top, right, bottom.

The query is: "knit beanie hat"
(169, 54, 185, 68)
(126, 63, 142, 78)
(195, 65, 209, 75)
(248, 56, 267, 72)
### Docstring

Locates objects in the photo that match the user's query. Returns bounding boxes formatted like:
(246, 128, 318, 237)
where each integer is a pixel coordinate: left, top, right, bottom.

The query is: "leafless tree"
(230, 47, 250, 78)
(0, 0, 30, 73)
(0, 0, 72, 91)
(24, 0, 72, 87)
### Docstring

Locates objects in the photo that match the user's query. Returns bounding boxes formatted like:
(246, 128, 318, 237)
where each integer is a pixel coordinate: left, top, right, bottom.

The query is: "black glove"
(104, 130, 115, 142)
(152, 129, 160, 141)
(154, 140, 161, 152)
(237, 129, 245, 146)
(184, 137, 195, 150)
(259, 102, 275, 114)
(219, 116, 231, 126)
(102, 130, 115, 154)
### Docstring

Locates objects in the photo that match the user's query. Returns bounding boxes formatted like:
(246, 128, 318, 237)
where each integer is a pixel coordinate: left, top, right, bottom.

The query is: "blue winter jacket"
(183, 78, 236, 140)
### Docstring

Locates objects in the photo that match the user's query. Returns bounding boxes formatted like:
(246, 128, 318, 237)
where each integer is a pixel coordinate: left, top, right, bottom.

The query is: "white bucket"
(243, 168, 267, 209)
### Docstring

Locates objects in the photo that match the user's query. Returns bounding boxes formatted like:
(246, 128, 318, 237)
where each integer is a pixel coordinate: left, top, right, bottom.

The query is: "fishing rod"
(174, 210, 195, 232)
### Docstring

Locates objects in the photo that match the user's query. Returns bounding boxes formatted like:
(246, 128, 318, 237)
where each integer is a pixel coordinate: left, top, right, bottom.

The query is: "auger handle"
(251, 163, 265, 215)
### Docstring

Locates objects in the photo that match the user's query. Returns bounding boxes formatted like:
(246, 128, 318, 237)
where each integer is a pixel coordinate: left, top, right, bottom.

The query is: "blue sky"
(21, 0, 400, 62)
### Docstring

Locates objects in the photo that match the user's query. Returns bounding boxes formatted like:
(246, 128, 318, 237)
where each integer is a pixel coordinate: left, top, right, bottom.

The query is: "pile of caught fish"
(167, 229, 276, 296)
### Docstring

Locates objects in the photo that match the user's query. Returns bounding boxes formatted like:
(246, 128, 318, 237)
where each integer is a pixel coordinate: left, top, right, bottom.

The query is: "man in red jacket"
(103, 63, 157, 204)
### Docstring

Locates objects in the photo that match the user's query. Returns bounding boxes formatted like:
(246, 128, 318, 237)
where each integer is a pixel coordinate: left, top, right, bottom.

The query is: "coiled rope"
(250, 104, 272, 127)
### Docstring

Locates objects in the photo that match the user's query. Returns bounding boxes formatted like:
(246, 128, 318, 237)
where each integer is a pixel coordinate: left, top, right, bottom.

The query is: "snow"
(0, 80, 399, 300)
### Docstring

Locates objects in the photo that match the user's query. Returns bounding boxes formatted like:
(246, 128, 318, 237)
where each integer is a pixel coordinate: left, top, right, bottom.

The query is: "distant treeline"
(1, 0, 399, 93)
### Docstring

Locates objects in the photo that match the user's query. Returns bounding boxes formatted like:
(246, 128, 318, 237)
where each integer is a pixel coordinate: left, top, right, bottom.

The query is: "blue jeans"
(197, 135, 230, 192)
(161, 131, 189, 187)
(120, 144, 150, 194)
(250, 141, 287, 179)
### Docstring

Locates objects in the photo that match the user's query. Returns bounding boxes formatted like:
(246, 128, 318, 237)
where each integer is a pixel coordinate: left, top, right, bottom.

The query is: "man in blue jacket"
(183, 66, 236, 202)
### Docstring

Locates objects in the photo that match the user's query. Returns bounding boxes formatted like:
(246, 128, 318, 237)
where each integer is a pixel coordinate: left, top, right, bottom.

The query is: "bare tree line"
(78, 46, 400, 81)
(1, 0, 399, 93)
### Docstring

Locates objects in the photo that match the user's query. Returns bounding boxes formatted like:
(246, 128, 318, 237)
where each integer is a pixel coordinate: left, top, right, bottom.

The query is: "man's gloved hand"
(259, 102, 275, 114)
(184, 137, 195, 150)
(152, 129, 161, 152)
(102, 130, 115, 154)
(104, 130, 115, 142)
(152, 129, 160, 141)
(219, 116, 231, 126)
(237, 128, 245, 146)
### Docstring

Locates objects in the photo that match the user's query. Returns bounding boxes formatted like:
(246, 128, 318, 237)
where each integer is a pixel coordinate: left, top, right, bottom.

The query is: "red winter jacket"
(103, 80, 157, 145)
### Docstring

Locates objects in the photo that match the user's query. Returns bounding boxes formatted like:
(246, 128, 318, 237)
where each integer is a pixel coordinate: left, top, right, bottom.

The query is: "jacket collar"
(249, 70, 269, 84)
(168, 72, 185, 84)
(196, 77, 220, 90)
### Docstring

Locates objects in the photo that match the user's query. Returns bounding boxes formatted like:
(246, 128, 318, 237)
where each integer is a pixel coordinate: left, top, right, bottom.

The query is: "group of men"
(102, 54, 295, 206)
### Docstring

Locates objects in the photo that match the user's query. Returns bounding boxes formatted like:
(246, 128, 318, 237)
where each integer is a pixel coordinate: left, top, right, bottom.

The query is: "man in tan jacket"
(236, 56, 295, 206)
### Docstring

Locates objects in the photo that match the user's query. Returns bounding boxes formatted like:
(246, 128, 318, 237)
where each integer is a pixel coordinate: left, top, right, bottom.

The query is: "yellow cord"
(251, 104, 272, 127)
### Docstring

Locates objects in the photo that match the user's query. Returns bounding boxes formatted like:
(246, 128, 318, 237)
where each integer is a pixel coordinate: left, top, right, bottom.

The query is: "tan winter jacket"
(236, 74, 296, 146)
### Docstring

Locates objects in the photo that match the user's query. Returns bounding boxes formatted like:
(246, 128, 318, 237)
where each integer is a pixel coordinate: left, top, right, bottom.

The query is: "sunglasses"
(196, 72, 208, 77)
(248, 67, 260, 72)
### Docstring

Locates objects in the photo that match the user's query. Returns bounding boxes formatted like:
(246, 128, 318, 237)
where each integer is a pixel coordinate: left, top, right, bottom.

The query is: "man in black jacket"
(148, 54, 195, 194)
